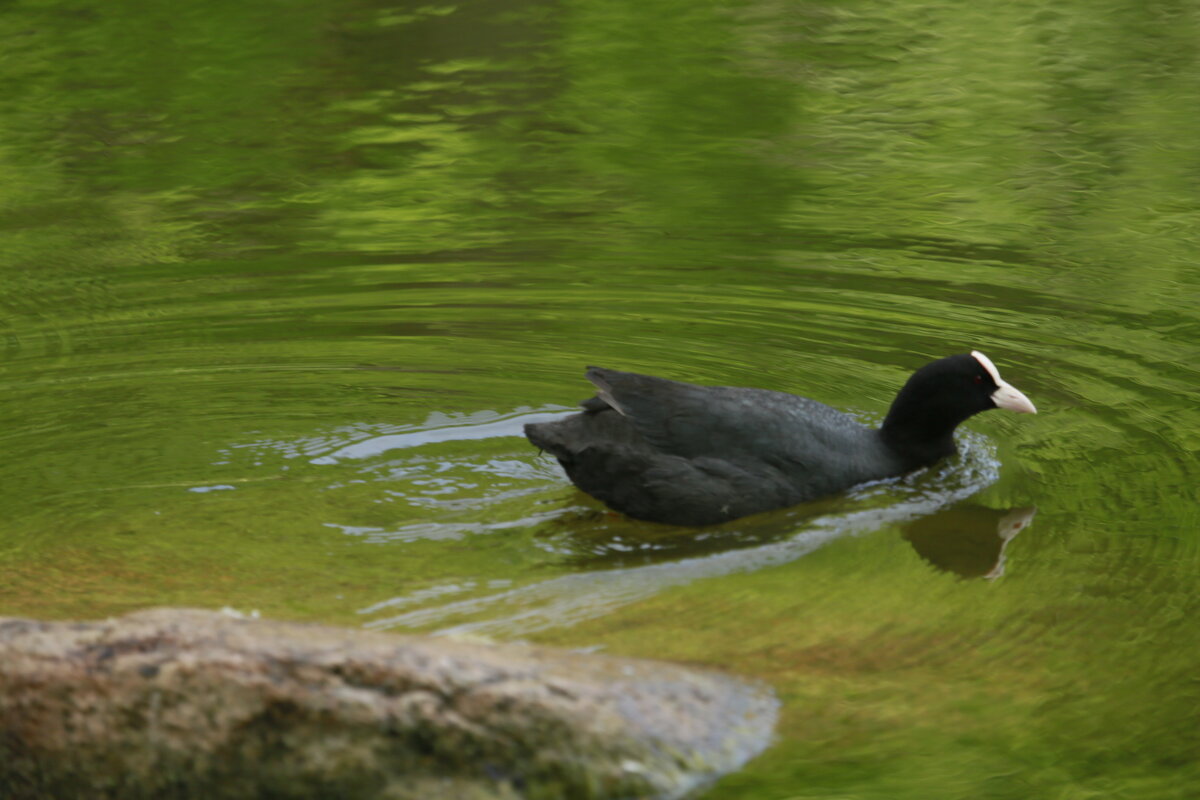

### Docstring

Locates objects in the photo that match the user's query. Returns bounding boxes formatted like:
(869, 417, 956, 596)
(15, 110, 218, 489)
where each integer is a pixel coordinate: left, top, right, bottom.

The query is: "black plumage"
(524, 352, 1035, 526)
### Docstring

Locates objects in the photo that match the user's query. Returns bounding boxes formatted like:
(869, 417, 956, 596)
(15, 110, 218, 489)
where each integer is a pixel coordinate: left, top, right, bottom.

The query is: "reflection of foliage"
(0, 3, 1197, 799)
(313, 0, 798, 257)
(756, 0, 1200, 315)
(0, 0, 334, 267)
(4, 0, 1195, 295)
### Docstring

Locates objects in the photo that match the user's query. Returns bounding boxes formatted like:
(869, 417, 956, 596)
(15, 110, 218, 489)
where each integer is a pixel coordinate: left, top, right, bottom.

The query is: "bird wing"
(583, 366, 865, 467)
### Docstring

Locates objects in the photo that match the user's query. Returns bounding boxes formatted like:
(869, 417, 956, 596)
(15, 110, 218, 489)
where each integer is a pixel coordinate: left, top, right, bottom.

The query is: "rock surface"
(0, 608, 777, 799)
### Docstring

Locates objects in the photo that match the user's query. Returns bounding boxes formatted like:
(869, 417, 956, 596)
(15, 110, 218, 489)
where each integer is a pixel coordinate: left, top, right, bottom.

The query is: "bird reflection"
(536, 494, 1035, 582)
(900, 505, 1035, 580)
(370, 503, 1037, 636)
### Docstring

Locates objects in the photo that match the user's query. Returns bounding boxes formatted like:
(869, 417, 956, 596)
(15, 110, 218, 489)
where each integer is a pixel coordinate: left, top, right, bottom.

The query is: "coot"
(524, 351, 1036, 526)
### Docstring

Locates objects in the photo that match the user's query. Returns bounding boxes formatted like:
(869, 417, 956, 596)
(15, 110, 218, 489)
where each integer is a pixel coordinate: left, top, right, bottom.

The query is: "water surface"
(1, 0, 1198, 798)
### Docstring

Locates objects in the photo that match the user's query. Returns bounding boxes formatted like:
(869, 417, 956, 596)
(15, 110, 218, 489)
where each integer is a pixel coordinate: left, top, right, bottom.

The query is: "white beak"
(991, 381, 1037, 414)
(972, 350, 1037, 414)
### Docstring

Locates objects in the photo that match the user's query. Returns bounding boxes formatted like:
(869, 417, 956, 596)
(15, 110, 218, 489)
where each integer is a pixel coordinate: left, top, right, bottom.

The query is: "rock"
(0, 608, 777, 799)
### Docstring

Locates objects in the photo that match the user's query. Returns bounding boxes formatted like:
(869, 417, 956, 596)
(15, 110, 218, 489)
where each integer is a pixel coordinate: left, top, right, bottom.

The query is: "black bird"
(524, 351, 1036, 526)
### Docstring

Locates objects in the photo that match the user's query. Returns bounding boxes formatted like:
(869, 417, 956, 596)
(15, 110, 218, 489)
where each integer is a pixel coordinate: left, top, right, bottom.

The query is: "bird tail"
(524, 421, 570, 461)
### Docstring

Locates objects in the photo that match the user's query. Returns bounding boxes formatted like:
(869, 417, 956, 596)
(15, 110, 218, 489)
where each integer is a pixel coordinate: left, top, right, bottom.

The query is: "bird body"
(525, 352, 1035, 526)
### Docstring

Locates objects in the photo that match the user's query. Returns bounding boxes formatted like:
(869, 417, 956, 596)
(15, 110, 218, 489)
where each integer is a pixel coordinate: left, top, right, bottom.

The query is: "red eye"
(973, 374, 983, 385)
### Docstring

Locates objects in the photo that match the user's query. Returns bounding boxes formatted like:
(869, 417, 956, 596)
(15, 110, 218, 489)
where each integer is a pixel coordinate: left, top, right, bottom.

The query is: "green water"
(2, 0, 1198, 797)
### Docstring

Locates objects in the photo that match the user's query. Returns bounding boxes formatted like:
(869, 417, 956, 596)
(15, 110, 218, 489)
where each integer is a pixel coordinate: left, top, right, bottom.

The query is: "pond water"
(2, 0, 1198, 797)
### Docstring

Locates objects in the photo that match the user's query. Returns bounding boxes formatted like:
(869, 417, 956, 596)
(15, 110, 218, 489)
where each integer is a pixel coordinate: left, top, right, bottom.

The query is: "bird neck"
(879, 402, 960, 467)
